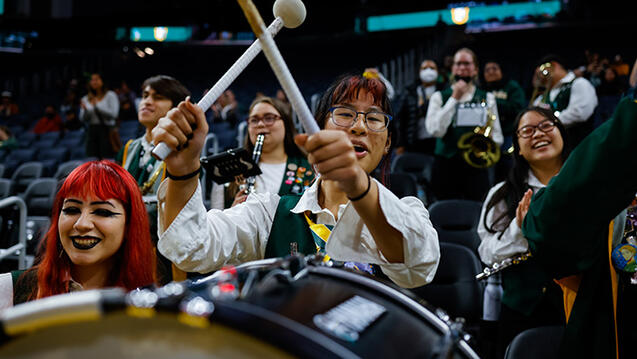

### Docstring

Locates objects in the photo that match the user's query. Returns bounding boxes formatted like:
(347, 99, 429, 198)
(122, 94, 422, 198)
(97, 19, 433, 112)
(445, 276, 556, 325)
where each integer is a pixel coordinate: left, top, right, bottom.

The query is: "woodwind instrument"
(244, 133, 265, 194)
(475, 251, 532, 280)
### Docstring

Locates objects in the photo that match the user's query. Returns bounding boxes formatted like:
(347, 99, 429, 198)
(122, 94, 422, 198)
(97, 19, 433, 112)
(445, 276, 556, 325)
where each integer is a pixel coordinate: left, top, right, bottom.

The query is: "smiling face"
(325, 89, 391, 174)
(58, 195, 126, 268)
(484, 62, 502, 83)
(138, 85, 173, 130)
(248, 102, 285, 154)
(517, 110, 564, 165)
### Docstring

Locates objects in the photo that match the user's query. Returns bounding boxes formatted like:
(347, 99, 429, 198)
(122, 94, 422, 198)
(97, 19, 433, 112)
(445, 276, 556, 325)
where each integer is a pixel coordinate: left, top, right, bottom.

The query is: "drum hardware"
(0, 255, 480, 359)
(475, 251, 532, 280)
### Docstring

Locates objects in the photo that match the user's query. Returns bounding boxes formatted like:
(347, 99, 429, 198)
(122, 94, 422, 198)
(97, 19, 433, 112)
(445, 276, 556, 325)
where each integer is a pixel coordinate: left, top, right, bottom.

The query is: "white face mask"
(420, 68, 438, 83)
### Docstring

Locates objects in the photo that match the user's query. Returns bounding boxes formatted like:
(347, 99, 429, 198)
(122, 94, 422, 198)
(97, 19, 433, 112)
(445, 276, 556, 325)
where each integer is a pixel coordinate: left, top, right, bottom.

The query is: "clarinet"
(244, 133, 265, 194)
(475, 251, 532, 280)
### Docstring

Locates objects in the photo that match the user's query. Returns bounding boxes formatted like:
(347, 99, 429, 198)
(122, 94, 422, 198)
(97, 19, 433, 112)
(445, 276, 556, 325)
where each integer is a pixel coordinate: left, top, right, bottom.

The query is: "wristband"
(166, 167, 201, 181)
(347, 173, 371, 202)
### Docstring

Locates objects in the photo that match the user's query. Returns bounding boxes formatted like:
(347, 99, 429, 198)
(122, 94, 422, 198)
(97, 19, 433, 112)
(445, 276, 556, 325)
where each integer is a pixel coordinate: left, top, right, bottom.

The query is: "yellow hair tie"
(363, 71, 379, 79)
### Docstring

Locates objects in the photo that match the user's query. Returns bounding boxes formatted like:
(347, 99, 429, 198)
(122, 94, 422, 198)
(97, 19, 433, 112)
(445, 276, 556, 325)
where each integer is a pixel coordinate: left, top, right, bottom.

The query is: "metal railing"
(0, 196, 28, 269)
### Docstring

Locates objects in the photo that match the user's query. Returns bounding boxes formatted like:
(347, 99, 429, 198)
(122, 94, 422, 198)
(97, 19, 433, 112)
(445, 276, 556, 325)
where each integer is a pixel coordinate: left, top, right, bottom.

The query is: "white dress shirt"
(477, 171, 545, 265)
(426, 85, 504, 146)
(532, 72, 598, 127)
(157, 178, 440, 288)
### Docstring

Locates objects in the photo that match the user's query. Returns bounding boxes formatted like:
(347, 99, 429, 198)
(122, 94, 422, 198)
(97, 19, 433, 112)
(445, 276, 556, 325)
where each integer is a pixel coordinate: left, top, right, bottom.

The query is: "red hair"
(33, 160, 155, 299)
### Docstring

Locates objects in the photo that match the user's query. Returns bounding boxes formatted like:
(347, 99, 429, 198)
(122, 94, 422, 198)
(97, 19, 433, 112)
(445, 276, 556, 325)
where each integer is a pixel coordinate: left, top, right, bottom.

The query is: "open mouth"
(532, 141, 550, 149)
(351, 141, 369, 157)
(70, 236, 102, 250)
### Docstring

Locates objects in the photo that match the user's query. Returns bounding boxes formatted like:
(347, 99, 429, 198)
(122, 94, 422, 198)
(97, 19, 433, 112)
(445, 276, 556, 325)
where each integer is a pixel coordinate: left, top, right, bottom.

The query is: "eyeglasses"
(516, 119, 556, 138)
(328, 106, 392, 132)
(247, 114, 280, 127)
(453, 61, 473, 67)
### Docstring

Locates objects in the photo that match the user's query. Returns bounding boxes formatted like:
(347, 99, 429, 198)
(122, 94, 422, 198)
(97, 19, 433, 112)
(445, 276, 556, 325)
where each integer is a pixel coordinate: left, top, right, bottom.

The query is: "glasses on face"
(247, 113, 280, 127)
(328, 106, 391, 132)
(516, 119, 556, 138)
(453, 61, 473, 67)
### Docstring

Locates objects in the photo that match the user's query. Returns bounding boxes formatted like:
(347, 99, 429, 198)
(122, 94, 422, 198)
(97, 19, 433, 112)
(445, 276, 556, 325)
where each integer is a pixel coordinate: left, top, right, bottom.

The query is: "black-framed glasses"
(516, 119, 556, 138)
(247, 113, 280, 127)
(328, 106, 392, 132)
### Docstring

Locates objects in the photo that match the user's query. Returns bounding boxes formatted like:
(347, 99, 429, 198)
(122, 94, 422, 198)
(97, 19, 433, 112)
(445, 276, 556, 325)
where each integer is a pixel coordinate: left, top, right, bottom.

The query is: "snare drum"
(0, 256, 479, 359)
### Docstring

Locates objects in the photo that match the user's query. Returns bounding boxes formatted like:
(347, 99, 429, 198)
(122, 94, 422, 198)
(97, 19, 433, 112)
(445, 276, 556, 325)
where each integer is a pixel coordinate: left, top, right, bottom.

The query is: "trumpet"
(457, 101, 501, 169)
(529, 62, 552, 106)
(476, 251, 532, 280)
(244, 133, 265, 194)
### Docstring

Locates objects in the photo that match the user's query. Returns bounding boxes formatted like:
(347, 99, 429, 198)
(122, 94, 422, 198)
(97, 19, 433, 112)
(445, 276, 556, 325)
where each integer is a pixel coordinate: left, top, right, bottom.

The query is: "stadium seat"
(0, 179, 11, 198)
(411, 242, 483, 322)
(392, 152, 436, 204)
(2, 148, 39, 175)
(0, 164, 4, 178)
(504, 326, 564, 359)
(53, 160, 83, 180)
(37, 147, 70, 176)
(39, 131, 62, 142)
(203, 133, 219, 157)
(10, 161, 44, 195)
(22, 178, 58, 216)
(58, 137, 85, 149)
(32, 139, 58, 151)
(16, 132, 37, 148)
(63, 129, 85, 141)
(69, 146, 87, 160)
(428, 199, 483, 253)
(388, 172, 419, 198)
(25, 216, 51, 255)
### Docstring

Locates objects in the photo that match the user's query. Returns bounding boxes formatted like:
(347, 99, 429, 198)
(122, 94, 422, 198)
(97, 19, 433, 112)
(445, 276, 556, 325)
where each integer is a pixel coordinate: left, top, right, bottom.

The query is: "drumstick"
(237, 0, 320, 137)
(152, 0, 307, 160)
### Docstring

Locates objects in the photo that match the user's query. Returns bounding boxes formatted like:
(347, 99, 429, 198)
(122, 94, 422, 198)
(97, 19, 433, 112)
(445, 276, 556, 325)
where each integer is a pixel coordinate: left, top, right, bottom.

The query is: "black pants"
(431, 155, 491, 202)
(86, 124, 115, 159)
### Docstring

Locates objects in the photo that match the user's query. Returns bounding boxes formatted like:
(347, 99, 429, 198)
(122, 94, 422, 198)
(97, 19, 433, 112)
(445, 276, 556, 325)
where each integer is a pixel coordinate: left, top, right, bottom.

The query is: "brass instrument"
(529, 62, 552, 106)
(476, 251, 532, 280)
(244, 133, 265, 194)
(457, 101, 501, 168)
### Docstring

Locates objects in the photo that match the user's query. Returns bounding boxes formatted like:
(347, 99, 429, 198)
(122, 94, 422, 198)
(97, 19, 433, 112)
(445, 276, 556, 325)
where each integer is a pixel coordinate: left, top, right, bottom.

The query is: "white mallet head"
(273, 0, 306, 29)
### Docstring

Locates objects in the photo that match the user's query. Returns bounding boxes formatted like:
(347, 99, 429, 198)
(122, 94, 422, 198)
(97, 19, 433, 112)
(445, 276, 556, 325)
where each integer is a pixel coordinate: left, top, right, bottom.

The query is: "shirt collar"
(527, 169, 546, 189)
(556, 72, 575, 87)
(291, 177, 324, 214)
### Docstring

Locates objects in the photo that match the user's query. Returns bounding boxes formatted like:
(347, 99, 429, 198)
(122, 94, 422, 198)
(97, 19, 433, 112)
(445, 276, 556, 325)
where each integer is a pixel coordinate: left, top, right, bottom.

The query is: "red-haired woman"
(0, 160, 156, 309)
(151, 74, 440, 289)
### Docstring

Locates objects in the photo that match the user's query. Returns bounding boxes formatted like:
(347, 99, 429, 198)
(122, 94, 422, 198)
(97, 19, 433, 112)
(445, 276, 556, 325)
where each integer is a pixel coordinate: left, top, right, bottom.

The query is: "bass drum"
(0, 256, 479, 359)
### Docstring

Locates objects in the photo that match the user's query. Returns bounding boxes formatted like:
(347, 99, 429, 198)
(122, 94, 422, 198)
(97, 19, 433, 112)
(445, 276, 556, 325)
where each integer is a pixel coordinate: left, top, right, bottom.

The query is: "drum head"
(0, 312, 294, 359)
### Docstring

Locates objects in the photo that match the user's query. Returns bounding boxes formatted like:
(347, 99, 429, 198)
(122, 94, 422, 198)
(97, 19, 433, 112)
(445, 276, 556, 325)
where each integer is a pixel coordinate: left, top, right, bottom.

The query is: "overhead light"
(451, 7, 470, 25)
(154, 27, 168, 42)
(144, 47, 154, 55)
(135, 48, 146, 58)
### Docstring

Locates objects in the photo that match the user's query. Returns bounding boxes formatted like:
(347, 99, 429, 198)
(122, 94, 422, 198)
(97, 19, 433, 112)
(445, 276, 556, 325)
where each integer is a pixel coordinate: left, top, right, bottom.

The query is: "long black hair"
(483, 106, 570, 234)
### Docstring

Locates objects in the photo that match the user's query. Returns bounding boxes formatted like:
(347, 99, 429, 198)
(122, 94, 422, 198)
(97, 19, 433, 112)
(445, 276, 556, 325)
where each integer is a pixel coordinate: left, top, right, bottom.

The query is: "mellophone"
(0, 255, 479, 359)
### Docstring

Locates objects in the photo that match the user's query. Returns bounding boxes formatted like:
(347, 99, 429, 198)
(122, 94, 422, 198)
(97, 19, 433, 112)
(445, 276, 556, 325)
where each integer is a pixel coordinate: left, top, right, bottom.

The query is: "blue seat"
(38, 148, 70, 176)
(22, 178, 58, 216)
(2, 148, 38, 174)
(59, 137, 85, 149)
(0, 178, 11, 198)
(63, 129, 85, 140)
(69, 146, 87, 160)
(39, 131, 62, 142)
(32, 139, 58, 151)
(53, 160, 83, 180)
(16, 132, 37, 148)
(10, 161, 44, 194)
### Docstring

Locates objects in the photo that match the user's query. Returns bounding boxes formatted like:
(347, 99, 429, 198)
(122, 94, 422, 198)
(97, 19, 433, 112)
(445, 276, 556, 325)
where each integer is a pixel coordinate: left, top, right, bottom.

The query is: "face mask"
(455, 76, 472, 84)
(420, 68, 438, 83)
